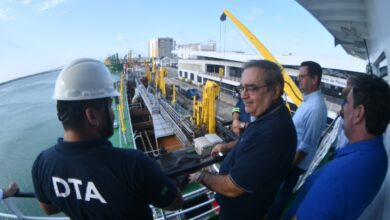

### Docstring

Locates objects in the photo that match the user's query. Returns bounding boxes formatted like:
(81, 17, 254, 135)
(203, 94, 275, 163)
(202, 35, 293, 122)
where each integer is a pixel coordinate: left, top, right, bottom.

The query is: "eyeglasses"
(238, 84, 268, 94)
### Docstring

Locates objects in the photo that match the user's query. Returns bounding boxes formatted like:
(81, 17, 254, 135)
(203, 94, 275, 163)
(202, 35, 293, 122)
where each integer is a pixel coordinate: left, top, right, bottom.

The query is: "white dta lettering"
(68, 178, 82, 200)
(52, 177, 70, 197)
(51, 177, 106, 204)
(85, 181, 107, 204)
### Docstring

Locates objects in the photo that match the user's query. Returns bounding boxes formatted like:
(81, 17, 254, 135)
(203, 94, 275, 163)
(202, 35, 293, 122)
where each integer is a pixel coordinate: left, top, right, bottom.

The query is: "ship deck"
(110, 81, 135, 149)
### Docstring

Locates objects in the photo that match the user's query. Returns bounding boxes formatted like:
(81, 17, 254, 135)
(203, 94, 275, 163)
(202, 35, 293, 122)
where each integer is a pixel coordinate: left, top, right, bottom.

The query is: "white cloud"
(22, 0, 32, 5)
(246, 8, 264, 22)
(38, 0, 65, 11)
(0, 7, 15, 20)
(2, 0, 31, 5)
(116, 34, 126, 41)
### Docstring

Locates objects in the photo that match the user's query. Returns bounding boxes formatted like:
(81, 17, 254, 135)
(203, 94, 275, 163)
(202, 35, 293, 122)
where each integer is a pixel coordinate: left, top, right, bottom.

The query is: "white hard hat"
(53, 58, 119, 100)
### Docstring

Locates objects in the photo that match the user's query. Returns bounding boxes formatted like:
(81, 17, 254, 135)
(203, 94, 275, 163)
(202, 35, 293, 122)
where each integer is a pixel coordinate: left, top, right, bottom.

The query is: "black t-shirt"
(32, 138, 177, 220)
(216, 99, 297, 220)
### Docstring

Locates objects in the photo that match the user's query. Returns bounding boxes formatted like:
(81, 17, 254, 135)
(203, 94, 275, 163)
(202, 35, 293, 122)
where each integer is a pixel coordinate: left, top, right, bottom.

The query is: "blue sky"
(0, 0, 366, 83)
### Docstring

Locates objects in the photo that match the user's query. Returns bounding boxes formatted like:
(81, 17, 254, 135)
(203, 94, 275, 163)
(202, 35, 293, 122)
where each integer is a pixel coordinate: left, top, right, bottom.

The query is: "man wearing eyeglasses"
(190, 60, 297, 220)
(267, 61, 328, 219)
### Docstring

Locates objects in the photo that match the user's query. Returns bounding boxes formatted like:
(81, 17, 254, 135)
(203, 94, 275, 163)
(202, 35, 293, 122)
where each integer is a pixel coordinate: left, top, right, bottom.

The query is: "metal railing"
(294, 115, 341, 191)
(160, 99, 192, 144)
(202, 72, 241, 83)
(154, 187, 219, 220)
(1, 187, 219, 220)
(1, 196, 69, 220)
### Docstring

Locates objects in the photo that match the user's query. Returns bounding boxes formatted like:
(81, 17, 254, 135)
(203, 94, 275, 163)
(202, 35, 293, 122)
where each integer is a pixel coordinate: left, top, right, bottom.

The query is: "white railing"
(294, 115, 341, 191)
(154, 187, 219, 220)
(160, 99, 191, 145)
(0, 187, 219, 220)
(1, 199, 69, 220)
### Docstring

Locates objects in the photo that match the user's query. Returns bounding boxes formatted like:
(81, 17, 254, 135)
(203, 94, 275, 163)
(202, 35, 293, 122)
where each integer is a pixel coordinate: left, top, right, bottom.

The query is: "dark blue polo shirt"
(32, 138, 177, 220)
(285, 137, 388, 220)
(216, 98, 297, 220)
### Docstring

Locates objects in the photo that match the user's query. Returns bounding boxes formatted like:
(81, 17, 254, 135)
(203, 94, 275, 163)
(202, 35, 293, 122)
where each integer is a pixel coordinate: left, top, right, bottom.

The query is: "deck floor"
(110, 90, 135, 149)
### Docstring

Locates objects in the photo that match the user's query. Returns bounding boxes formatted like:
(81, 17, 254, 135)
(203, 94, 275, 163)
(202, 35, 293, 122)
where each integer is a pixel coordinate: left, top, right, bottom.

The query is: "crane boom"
(221, 9, 303, 106)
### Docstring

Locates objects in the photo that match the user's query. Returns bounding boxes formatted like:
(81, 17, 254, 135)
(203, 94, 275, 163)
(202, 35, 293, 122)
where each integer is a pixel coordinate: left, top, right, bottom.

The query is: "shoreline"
(0, 67, 63, 86)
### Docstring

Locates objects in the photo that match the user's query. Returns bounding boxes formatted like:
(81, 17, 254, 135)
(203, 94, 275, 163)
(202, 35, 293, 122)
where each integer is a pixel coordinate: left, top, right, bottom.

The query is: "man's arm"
(32, 156, 59, 215)
(211, 140, 237, 157)
(190, 171, 244, 198)
(295, 110, 326, 167)
(138, 153, 183, 211)
(231, 119, 241, 136)
(38, 202, 61, 215)
(163, 188, 183, 211)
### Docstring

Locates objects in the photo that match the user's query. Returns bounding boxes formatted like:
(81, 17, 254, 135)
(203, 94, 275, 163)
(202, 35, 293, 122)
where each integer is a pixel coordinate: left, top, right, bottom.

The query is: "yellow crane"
(193, 80, 220, 133)
(220, 9, 303, 107)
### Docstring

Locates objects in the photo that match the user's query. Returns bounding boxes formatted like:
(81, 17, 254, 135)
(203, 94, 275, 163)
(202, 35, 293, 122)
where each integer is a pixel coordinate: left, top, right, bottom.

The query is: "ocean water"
(0, 71, 119, 217)
(0, 71, 63, 216)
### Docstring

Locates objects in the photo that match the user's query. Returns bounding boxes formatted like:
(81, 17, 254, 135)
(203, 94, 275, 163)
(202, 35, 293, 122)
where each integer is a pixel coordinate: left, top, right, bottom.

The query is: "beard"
(101, 119, 114, 139)
(100, 102, 114, 139)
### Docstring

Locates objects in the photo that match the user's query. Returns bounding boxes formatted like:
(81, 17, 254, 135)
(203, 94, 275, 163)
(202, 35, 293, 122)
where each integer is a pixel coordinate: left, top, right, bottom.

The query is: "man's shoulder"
(315, 153, 371, 184)
(300, 97, 327, 118)
(268, 105, 294, 126)
(107, 147, 150, 162)
(311, 148, 386, 198)
(36, 141, 146, 162)
(338, 140, 387, 170)
(247, 106, 295, 139)
(307, 92, 326, 105)
(36, 144, 57, 159)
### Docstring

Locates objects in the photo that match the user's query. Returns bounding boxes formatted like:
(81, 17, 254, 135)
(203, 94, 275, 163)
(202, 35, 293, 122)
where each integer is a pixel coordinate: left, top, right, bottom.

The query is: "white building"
(177, 40, 217, 54)
(149, 38, 175, 58)
(174, 50, 364, 97)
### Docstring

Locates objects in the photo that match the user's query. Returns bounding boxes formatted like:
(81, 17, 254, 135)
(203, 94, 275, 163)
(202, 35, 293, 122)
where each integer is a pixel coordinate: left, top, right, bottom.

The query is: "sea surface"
(0, 70, 119, 217)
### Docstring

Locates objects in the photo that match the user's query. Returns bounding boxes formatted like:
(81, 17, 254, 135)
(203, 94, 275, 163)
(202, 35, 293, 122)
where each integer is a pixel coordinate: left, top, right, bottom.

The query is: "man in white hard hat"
(31, 58, 183, 220)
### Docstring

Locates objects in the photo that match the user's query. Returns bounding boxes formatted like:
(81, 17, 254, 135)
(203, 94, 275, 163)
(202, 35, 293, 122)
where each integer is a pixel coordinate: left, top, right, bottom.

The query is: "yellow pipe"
(159, 67, 167, 96)
(144, 60, 151, 82)
(196, 101, 201, 126)
(193, 95, 196, 121)
(118, 74, 126, 133)
(208, 85, 216, 133)
(172, 84, 176, 105)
